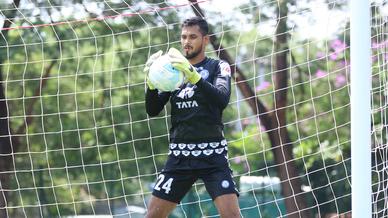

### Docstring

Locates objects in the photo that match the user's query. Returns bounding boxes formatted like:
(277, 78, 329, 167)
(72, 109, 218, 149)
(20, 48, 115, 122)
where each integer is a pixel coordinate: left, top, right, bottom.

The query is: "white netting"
(371, 1, 388, 218)
(0, 0, 384, 217)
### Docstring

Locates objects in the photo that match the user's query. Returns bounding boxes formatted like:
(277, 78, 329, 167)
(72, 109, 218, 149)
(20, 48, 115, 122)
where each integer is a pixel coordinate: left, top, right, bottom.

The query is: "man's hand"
(168, 48, 201, 85)
(144, 50, 163, 90)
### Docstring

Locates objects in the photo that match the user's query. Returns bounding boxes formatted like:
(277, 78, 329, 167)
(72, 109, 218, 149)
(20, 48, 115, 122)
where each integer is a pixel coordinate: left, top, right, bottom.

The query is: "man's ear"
(203, 35, 210, 46)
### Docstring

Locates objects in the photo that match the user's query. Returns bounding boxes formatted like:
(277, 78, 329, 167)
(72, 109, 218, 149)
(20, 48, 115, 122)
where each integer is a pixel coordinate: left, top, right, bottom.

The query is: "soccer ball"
(148, 54, 184, 92)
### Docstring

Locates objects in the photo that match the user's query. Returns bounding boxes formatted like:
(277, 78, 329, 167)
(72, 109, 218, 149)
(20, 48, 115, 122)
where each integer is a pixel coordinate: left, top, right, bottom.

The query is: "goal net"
(0, 0, 385, 217)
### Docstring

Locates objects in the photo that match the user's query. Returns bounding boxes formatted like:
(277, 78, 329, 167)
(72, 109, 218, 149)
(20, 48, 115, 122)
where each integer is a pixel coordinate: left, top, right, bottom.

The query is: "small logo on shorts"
(221, 180, 230, 188)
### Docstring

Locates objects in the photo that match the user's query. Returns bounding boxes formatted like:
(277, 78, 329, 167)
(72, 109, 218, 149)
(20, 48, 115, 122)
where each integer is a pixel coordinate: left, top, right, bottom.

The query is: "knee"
(145, 207, 168, 218)
(220, 209, 240, 218)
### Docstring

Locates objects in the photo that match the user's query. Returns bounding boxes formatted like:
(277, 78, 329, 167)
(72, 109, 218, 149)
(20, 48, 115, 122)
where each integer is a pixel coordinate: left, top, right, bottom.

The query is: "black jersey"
(145, 57, 231, 158)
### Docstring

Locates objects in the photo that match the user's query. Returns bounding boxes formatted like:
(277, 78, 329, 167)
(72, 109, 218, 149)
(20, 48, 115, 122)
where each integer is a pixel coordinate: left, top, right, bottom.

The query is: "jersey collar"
(193, 57, 208, 68)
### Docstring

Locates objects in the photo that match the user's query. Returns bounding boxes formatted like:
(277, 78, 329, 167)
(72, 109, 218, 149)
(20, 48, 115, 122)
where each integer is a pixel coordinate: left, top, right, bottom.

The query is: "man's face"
(180, 25, 208, 59)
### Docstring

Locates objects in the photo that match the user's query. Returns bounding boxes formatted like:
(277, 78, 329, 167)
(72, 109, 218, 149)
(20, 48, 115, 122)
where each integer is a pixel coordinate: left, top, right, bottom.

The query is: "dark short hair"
(181, 17, 209, 36)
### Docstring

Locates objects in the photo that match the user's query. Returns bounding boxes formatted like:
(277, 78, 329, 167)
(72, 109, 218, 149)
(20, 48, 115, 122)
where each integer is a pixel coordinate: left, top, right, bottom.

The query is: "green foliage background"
(1, 0, 386, 217)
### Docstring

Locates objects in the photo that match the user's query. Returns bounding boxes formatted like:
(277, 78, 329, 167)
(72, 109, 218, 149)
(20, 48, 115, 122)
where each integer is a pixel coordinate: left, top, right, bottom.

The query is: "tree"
(0, 1, 180, 216)
(0, 1, 21, 216)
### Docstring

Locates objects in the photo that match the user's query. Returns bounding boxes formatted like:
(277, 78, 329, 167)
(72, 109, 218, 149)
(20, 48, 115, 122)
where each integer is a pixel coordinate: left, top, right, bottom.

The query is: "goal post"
(350, 0, 372, 217)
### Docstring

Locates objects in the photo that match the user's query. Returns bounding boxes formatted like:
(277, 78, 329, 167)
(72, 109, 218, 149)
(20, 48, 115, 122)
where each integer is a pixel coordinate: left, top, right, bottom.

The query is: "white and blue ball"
(148, 55, 184, 92)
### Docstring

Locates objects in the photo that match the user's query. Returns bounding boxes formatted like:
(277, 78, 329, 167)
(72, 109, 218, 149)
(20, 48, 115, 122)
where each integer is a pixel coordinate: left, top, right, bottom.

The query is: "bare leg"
(145, 195, 177, 218)
(214, 193, 240, 218)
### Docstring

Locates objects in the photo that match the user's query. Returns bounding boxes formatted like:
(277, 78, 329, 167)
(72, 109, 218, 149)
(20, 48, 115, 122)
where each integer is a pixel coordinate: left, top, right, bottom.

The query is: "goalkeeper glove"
(144, 50, 163, 90)
(168, 48, 201, 85)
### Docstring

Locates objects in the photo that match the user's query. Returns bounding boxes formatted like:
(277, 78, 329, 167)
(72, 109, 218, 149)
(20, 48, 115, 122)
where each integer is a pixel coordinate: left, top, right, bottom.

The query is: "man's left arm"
(196, 61, 231, 109)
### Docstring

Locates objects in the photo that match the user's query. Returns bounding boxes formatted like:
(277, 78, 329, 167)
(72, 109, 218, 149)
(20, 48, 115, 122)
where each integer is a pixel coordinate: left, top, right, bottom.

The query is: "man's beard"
(184, 47, 202, 59)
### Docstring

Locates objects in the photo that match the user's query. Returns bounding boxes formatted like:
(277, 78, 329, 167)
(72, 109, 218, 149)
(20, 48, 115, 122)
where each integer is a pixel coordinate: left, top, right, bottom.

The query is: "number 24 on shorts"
(154, 174, 174, 194)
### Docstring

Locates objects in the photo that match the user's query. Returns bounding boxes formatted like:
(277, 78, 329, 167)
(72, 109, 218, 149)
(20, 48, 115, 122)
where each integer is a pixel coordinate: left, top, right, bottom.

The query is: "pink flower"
(372, 40, 388, 50)
(374, 53, 388, 62)
(337, 60, 349, 68)
(233, 156, 242, 164)
(329, 52, 338, 61)
(255, 81, 271, 92)
(315, 69, 327, 78)
(372, 55, 378, 63)
(372, 41, 379, 49)
(330, 39, 347, 53)
(382, 41, 388, 49)
(316, 51, 325, 59)
(335, 74, 347, 87)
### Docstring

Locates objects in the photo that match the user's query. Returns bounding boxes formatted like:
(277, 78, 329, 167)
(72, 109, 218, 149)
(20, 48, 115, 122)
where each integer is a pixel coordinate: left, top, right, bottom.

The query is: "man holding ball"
(144, 16, 240, 218)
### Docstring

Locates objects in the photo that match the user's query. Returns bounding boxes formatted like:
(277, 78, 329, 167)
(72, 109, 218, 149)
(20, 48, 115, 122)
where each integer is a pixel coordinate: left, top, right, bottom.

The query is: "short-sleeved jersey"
(146, 57, 231, 158)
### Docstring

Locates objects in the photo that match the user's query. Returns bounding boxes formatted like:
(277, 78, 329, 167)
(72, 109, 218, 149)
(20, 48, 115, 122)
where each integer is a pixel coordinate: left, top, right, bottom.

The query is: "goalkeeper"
(144, 17, 240, 218)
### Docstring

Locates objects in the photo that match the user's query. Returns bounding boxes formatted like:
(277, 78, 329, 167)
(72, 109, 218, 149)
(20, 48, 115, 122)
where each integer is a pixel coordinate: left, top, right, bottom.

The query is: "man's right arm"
(145, 89, 171, 116)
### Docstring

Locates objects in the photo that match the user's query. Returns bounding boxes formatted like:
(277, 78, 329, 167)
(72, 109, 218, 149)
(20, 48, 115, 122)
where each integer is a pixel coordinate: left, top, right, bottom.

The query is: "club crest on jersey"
(197, 67, 209, 79)
(221, 180, 230, 188)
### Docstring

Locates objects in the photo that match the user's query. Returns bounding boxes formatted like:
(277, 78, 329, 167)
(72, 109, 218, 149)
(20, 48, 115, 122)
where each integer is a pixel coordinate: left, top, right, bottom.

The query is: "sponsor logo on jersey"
(177, 86, 195, 99)
(176, 86, 199, 109)
(220, 61, 231, 77)
(176, 101, 199, 109)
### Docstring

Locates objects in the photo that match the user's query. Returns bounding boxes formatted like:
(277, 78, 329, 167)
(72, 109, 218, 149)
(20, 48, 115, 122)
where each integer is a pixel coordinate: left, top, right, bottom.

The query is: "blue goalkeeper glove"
(168, 48, 201, 85)
(144, 50, 163, 90)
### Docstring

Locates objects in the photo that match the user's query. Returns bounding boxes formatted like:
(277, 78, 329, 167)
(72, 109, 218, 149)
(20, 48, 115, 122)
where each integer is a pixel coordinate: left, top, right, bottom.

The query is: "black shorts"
(151, 154, 239, 203)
